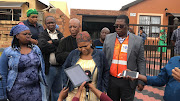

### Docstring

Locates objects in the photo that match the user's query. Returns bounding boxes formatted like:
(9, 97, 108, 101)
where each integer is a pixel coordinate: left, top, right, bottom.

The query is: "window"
(0, 9, 21, 21)
(139, 15, 161, 37)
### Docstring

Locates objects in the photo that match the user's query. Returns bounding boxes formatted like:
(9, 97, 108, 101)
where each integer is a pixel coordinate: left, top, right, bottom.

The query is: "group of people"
(0, 8, 180, 101)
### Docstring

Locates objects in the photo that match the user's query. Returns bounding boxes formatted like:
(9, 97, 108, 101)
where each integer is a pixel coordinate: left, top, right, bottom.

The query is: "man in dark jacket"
(56, 18, 81, 65)
(38, 16, 64, 101)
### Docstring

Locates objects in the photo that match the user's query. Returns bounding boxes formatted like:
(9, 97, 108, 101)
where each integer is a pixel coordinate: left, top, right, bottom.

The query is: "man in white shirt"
(38, 16, 64, 101)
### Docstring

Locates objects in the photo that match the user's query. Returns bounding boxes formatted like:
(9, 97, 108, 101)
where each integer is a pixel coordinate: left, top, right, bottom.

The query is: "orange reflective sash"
(110, 36, 129, 77)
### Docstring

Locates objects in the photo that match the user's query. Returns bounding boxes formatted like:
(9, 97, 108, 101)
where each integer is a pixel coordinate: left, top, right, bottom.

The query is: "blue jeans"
(46, 65, 62, 101)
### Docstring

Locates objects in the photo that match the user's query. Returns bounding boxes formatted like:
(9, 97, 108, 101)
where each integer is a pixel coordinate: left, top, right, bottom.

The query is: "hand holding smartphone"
(117, 70, 139, 79)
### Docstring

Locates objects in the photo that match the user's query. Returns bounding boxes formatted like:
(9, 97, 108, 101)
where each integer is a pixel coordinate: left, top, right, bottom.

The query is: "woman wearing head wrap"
(0, 25, 47, 101)
(157, 29, 167, 59)
(19, 9, 44, 45)
(62, 31, 109, 101)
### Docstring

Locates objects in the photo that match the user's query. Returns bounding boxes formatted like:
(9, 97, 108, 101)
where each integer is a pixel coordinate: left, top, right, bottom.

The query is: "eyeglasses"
(114, 24, 126, 29)
(23, 33, 32, 36)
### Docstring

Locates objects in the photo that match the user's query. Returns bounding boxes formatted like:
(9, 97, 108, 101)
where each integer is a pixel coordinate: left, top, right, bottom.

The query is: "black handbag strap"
(90, 65, 97, 80)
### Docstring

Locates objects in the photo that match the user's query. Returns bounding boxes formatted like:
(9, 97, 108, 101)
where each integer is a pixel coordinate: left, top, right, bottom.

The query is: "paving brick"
(134, 86, 164, 101)
(144, 86, 164, 96)
(135, 92, 162, 101)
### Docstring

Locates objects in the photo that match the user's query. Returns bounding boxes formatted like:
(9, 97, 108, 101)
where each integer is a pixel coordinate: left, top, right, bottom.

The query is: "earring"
(91, 44, 92, 46)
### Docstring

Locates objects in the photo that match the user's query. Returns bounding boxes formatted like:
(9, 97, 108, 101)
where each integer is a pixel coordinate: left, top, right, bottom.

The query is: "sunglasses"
(114, 24, 126, 29)
(23, 33, 32, 36)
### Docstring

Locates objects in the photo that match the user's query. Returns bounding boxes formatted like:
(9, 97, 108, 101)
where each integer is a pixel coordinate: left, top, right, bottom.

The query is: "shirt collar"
(116, 31, 130, 39)
(47, 29, 57, 34)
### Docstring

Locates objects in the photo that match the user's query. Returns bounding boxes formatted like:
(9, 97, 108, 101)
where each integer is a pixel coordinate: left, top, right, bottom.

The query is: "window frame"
(0, 8, 21, 21)
(139, 15, 161, 37)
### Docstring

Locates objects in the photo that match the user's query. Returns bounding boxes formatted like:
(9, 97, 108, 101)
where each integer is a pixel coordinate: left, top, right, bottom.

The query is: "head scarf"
(160, 29, 165, 33)
(27, 9, 38, 17)
(10, 25, 30, 36)
(76, 31, 91, 43)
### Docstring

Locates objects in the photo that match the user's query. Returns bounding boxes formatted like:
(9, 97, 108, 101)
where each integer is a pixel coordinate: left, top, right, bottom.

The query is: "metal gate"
(129, 24, 177, 76)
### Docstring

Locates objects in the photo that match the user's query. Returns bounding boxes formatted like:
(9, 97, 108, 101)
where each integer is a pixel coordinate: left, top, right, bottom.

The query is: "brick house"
(120, 0, 180, 44)
(70, 9, 126, 39)
(70, 0, 180, 42)
(0, 0, 70, 49)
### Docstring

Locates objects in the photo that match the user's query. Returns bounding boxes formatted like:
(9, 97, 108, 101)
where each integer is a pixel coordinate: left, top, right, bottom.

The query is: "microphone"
(85, 70, 91, 99)
(85, 70, 91, 78)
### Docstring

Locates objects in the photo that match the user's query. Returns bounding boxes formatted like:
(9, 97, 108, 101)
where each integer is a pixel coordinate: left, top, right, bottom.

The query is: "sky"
(49, 0, 136, 13)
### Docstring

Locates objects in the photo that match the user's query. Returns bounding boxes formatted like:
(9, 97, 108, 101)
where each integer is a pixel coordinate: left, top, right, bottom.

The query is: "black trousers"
(107, 76, 135, 101)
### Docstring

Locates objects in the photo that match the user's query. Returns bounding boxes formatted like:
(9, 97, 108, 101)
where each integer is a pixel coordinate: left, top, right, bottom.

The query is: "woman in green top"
(157, 29, 167, 59)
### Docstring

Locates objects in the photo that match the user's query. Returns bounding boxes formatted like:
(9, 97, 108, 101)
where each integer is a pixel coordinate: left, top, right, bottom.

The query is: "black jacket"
(55, 35, 77, 65)
(38, 29, 64, 74)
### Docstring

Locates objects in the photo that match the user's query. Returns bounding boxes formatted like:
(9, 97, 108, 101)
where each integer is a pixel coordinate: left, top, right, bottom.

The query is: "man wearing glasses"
(103, 15, 146, 101)
(38, 16, 64, 101)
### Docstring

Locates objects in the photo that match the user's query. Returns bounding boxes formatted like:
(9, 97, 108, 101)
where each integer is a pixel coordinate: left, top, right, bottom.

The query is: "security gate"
(129, 24, 177, 76)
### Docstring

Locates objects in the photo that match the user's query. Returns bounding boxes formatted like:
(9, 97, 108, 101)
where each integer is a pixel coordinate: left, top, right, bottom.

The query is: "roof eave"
(120, 0, 144, 11)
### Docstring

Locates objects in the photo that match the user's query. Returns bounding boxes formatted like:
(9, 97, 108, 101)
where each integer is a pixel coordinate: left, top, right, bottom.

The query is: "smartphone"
(123, 71, 139, 78)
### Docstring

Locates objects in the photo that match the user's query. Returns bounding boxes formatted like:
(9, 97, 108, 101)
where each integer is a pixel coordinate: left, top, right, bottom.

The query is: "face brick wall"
(0, 21, 19, 48)
(45, 8, 70, 37)
(0, 8, 70, 49)
(70, 9, 127, 32)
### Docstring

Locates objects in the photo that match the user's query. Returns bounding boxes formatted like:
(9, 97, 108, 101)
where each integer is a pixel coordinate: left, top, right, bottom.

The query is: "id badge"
(121, 44, 128, 53)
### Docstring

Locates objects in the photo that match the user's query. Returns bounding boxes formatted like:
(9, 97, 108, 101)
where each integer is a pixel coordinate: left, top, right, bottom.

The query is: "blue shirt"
(138, 32, 147, 43)
(93, 39, 103, 51)
(147, 56, 180, 101)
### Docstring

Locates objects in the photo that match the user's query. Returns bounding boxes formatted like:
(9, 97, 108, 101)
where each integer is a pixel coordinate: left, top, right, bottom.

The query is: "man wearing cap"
(19, 9, 44, 45)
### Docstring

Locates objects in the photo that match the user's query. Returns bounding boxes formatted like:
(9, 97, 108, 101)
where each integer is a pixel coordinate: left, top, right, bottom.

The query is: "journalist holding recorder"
(62, 31, 109, 101)
(58, 81, 112, 101)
